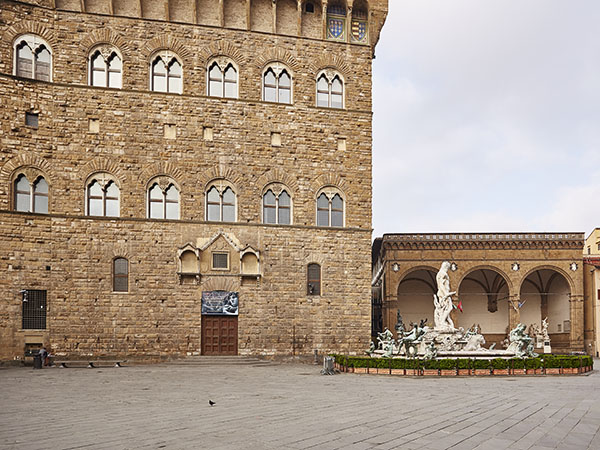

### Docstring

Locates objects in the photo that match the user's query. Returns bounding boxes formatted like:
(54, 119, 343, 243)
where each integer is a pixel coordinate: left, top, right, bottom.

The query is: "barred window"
(113, 258, 128, 292)
(212, 252, 229, 270)
(307, 263, 321, 296)
(22, 289, 47, 330)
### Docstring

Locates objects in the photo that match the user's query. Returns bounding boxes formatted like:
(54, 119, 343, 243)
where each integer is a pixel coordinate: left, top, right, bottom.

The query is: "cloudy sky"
(372, 0, 600, 238)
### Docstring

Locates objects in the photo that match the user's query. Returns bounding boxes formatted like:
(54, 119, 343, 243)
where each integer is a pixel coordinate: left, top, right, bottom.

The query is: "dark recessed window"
(212, 253, 229, 270)
(25, 112, 38, 128)
(113, 258, 129, 292)
(22, 289, 47, 329)
(305, 2, 315, 13)
(307, 263, 321, 296)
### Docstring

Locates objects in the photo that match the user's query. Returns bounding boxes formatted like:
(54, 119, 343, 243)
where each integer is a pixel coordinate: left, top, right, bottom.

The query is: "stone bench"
(54, 360, 126, 368)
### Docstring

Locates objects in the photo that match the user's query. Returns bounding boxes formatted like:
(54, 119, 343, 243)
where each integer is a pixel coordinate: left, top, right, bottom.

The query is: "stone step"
(169, 356, 273, 366)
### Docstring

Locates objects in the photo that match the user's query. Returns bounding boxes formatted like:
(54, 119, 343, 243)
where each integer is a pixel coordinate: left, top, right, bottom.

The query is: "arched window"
(263, 65, 292, 104)
(86, 174, 120, 217)
(151, 52, 182, 94)
(14, 35, 52, 81)
(206, 182, 236, 222)
(14, 174, 48, 213)
(208, 59, 238, 98)
(89, 46, 122, 88)
(307, 263, 321, 295)
(316, 71, 344, 109)
(316, 189, 344, 227)
(113, 257, 128, 292)
(263, 188, 291, 225)
(327, 2, 347, 41)
(148, 181, 180, 219)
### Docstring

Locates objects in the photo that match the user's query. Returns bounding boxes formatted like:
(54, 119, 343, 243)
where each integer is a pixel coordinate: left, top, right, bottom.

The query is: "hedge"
(331, 354, 593, 371)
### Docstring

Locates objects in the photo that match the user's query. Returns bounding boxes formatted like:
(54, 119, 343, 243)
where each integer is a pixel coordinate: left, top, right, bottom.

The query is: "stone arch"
(141, 36, 192, 63)
(3, 22, 57, 50)
(457, 264, 514, 294)
(79, 29, 131, 57)
(108, 245, 132, 261)
(138, 162, 184, 188)
(310, 173, 349, 196)
(519, 264, 576, 294)
(1, 154, 54, 185)
(79, 158, 126, 188)
(256, 168, 299, 194)
(394, 266, 437, 332)
(457, 266, 511, 338)
(198, 166, 243, 192)
(254, 49, 301, 73)
(198, 42, 244, 70)
(311, 56, 351, 81)
(201, 276, 240, 292)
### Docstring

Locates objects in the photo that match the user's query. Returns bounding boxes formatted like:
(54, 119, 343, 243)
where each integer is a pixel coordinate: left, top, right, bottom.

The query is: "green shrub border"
(331, 354, 593, 372)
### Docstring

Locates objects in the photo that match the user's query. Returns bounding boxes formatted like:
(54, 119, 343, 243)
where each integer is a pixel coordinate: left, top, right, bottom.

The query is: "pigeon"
(208, 400, 216, 406)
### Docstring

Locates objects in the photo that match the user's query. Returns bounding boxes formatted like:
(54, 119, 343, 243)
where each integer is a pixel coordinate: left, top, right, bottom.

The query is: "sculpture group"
(368, 261, 543, 359)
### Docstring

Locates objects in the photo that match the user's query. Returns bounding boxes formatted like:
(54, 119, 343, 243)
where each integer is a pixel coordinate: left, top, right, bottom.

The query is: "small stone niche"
(25, 111, 39, 128)
(164, 123, 177, 139)
(88, 118, 99, 133)
(203, 126, 213, 141)
(271, 132, 282, 147)
(337, 138, 346, 151)
(177, 244, 200, 284)
(241, 248, 260, 277)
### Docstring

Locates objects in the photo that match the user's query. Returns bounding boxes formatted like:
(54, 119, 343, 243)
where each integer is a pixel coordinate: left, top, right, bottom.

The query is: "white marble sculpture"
(542, 317, 551, 353)
(433, 261, 456, 332)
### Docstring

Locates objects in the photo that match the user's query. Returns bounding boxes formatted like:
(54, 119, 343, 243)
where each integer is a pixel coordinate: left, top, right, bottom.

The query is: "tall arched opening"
(395, 268, 437, 334)
(458, 268, 510, 348)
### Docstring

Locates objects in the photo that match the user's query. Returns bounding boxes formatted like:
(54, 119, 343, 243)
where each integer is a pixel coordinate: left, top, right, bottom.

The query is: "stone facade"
(372, 233, 587, 354)
(0, 0, 388, 361)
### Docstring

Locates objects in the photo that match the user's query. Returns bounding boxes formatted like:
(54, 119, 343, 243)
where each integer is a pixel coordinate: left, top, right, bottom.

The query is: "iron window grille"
(22, 289, 47, 329)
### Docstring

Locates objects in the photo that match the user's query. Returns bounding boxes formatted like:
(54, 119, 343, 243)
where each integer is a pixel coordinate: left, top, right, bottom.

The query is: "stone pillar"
(272, 0, 277, 33)
(219, 0, 224, 27)
(570, 294, 585, 351)
(246, 0, 251, 30)
(297, 0, 302, 36)
(346, 4, 352, 43)
(508, 295, 520, 329)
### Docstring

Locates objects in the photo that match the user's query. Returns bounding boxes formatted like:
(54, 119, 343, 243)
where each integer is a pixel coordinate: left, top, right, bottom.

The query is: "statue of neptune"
(434, 261, 456, 331)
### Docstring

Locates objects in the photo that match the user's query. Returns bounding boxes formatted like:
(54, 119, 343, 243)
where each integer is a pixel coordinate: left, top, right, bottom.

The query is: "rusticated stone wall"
(0, 0, 387, 361)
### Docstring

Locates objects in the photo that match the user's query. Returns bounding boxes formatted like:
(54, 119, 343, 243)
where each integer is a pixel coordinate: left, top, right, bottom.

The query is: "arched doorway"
(520, 269, 571, 351)
(458, 268, 510, 348)
(395, 268, 437, 333)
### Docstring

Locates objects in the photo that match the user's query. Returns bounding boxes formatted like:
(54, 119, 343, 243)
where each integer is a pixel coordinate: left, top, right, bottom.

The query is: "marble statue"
(377, 328, 394, 351)
(423, 341, 438, 360)
(542, 317, 551, 353)
(433, 261, 456, 331)
(507, 323, 538, 358)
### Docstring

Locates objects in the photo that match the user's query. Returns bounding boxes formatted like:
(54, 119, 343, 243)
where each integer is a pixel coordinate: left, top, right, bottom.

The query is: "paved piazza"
(1, 362, 599, 450)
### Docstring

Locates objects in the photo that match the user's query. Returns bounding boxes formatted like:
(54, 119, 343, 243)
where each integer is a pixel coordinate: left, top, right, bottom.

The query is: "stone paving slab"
(0, 362, 599, 450)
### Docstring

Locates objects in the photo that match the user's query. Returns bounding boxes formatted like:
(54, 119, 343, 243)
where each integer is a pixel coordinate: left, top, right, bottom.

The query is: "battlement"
(16, 0, 387, 51)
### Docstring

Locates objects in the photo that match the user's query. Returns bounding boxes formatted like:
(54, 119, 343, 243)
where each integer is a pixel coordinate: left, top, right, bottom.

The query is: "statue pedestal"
(543, 341, 551, 354)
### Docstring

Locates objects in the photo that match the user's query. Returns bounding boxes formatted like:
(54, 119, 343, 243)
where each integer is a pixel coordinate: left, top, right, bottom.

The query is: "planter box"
(458, 369, 471, 376)
(525, 369, 536, 375)
(493, 369, 509, 375)
(423, 369, 438, 376)
(441, 369, 456, 376)
(391, 369, 405, 376)
(563, 367, 577, 374)
(545, 368, 560, 375)
(475, 369, 491, 376)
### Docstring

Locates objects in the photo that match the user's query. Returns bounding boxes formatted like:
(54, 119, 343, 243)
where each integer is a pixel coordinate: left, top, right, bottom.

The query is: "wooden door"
(201, 315, 238, 355)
